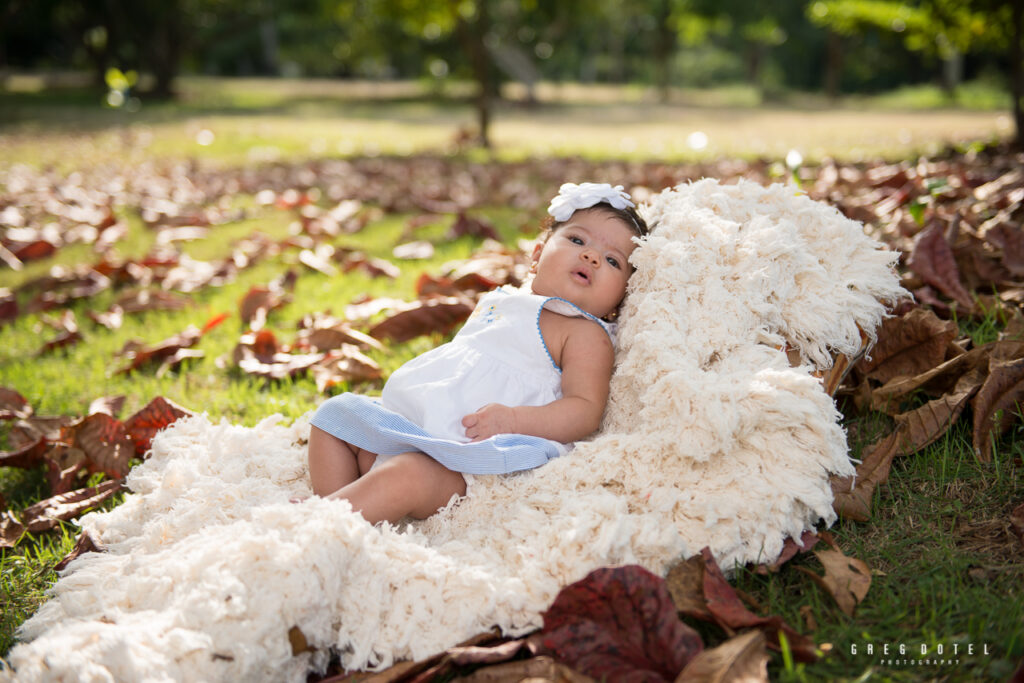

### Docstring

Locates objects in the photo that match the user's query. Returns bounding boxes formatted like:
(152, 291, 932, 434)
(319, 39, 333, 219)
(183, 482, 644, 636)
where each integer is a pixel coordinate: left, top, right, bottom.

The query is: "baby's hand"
(461, 403, 517, 442)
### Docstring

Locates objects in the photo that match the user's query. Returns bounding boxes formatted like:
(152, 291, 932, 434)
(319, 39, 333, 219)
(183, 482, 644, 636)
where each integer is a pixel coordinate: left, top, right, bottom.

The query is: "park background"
(2, 1, 1023, 681)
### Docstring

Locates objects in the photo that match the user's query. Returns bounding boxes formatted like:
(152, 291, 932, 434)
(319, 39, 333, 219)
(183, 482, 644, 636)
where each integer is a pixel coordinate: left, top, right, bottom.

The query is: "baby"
(306, 183, 649, 524)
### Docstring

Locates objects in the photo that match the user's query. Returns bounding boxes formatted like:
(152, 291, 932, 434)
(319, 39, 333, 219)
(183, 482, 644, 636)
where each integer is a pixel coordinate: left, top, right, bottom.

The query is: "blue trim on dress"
(535, 296, 614, 373)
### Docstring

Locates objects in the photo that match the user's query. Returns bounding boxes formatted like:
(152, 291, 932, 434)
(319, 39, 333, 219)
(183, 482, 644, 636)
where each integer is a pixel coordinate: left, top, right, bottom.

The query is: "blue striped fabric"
(309, 393, 564, 474)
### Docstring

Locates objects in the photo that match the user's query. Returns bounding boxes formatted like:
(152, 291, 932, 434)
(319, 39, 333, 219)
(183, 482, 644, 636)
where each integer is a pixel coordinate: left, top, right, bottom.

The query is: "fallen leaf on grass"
(44, 444, 87, 494)
(116, 288, 191, 314)
(972, 355, 1024, 462)
(666, 554, 712, 620)
(696, 548, 819, 662)
(54, 530, 105, 571)
(870, 343, 991, 413)
(755, 530, 820, 574)
(87, 305, 124, 330)
(295, 313, 386, 353)
(539, 565, 703, 682)
(38, 310, 82, 355)
(88, 395, 126, 416)
(0, 436, 50, 469)
(794, 548, 871, 617)
(449, 212, 500, 241)
(17, 480, 121, 533)
(831, 431, 902, 522)
(457, 657, 595, 683)
(0, 386, 33, 419)
(0, 288, 17, 324)
(393, 241, 435, 260)
(239, 285, 292, 330)
(857, 308, 958, 384)
(368, 296, 475, 343)
(676, 630, 768, 683)
(906, 219, 973, 310)
(122, 396, 194, 457)
(115, 320, 217, 375)
(342, 252, 401, 280)
(311, 347, 383, 392)
(239, 351, 327, 381)
(60, 413, 136, 479)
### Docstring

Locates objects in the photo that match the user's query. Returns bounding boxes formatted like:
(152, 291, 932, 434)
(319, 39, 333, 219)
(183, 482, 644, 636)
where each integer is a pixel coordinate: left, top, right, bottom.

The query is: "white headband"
(546, 182, 636, 222)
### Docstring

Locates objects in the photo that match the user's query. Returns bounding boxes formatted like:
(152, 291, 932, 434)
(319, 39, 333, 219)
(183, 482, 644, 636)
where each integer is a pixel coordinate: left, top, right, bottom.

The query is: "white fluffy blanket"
(4, 179, 905, 681)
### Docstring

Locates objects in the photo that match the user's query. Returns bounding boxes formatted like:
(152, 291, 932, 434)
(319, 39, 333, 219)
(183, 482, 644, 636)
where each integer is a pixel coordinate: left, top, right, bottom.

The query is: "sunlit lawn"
(0, 76, 1015, 170)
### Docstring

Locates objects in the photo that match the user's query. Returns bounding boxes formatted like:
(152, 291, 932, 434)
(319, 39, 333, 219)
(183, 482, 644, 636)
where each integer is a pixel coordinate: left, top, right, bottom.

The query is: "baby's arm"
(461, 319, 613, 443)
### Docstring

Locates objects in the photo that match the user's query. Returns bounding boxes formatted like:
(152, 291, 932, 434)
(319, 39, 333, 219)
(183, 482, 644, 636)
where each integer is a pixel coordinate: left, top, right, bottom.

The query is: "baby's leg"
(307, 426, 377, 496)
(326, 451, 466, 525)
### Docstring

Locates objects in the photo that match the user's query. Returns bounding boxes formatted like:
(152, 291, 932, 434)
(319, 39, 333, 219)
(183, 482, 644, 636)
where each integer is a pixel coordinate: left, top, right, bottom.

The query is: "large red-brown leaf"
(18, 480, 122, 533)
(123, 396, 194, 457)
(857, 308, 958, 384)
(60, 413, 135, 479)
(539, 565, 703, 682)
(0, 386, 32, 419)
(368, 296, 475, 343)
(905, 219, 973, 310)
(699, 548, 819, 663)
(972, 355, 1024, 462)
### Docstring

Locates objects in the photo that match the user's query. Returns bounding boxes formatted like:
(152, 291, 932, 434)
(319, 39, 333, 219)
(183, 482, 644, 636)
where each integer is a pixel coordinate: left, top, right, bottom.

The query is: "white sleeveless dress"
(310, 286, 614, 474)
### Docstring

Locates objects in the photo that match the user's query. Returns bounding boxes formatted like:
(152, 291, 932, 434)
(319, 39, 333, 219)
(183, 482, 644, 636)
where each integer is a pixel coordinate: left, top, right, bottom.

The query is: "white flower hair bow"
(546, 182, 635, 222)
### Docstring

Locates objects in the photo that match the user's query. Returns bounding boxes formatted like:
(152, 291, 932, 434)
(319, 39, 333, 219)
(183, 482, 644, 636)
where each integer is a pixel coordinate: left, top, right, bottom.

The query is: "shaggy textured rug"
(3, 179, 906, 681)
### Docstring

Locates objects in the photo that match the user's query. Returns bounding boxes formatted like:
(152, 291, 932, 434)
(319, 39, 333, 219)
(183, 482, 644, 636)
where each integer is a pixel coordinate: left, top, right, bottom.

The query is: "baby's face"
(530, 208, 638, 319)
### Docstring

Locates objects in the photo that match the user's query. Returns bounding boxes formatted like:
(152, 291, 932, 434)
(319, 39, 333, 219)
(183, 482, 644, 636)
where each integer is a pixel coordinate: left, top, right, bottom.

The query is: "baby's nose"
(581, 249, 599, 265)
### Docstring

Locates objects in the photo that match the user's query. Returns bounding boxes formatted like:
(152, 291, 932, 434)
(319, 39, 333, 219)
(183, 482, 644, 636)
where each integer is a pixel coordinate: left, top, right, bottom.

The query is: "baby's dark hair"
(539, 202, 650, 240)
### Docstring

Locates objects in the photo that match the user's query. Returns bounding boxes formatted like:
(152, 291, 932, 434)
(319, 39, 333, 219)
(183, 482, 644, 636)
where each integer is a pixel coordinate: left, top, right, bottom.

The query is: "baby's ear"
(531, 241, 543, 264)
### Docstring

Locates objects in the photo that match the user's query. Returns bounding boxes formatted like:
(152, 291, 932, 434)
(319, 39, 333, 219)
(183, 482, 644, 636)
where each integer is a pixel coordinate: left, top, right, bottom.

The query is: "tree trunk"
(824, 30, 842, 101)
(1013, 0, 1024, 146)
(456, 1, 493, 148)
(653, 0, 674, 103)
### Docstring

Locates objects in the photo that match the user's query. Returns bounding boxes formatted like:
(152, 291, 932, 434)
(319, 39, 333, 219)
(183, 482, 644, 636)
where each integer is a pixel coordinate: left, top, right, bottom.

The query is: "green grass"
(0, 76, 1015, 171)
(734, 420, 1023, 681)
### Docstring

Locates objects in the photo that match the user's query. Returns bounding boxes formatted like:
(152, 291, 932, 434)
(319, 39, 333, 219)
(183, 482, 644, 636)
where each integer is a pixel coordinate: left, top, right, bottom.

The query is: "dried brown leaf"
(457, 657, 595, 683)
(906, 219, 973, 309)
(115, 325, 202, 375)
(831, 430, 903, 521)
(311, 347, 383, 392)
(368, 296, 474, 343)
(676, 630, 768, 683)
(858, 308, 958, 384)
(987, 223, 1024, 276)
(870, 344, 990, 413)
(755, 530, 820, 575)
(61, 413, 135, 479)
(19, 480, 121, 533)
(44, 444, 87, 494)
(123, 396, 194, 457)
(666, 555, 711, 621)
(972, 356, 1024, 462)
(38, 310, 81, 355)
(54, 530, 105, 571)
(239, 285, 291, 329)
(699, 548, 818, 662)
(449, 212, 500, 241)
(1, 512, 25, 549)
(0, 435, 50, 469)
(343, 253, 401, 280)
(88, 395, 126, 417)
(116, 289, 191, 314)
(0, 287, 18, 324)
(0, 386, 32, 419)
(794, 549, 872, 617)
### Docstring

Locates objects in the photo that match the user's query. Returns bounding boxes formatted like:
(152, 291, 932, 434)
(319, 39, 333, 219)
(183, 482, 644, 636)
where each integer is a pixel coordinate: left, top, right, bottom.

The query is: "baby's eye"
(568, 235, 584, 245)
(606, 256, 620, 269)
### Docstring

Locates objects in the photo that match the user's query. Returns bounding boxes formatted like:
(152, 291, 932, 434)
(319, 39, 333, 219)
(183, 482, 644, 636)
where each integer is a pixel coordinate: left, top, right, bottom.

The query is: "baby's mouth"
(572, 268, 590, 284)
